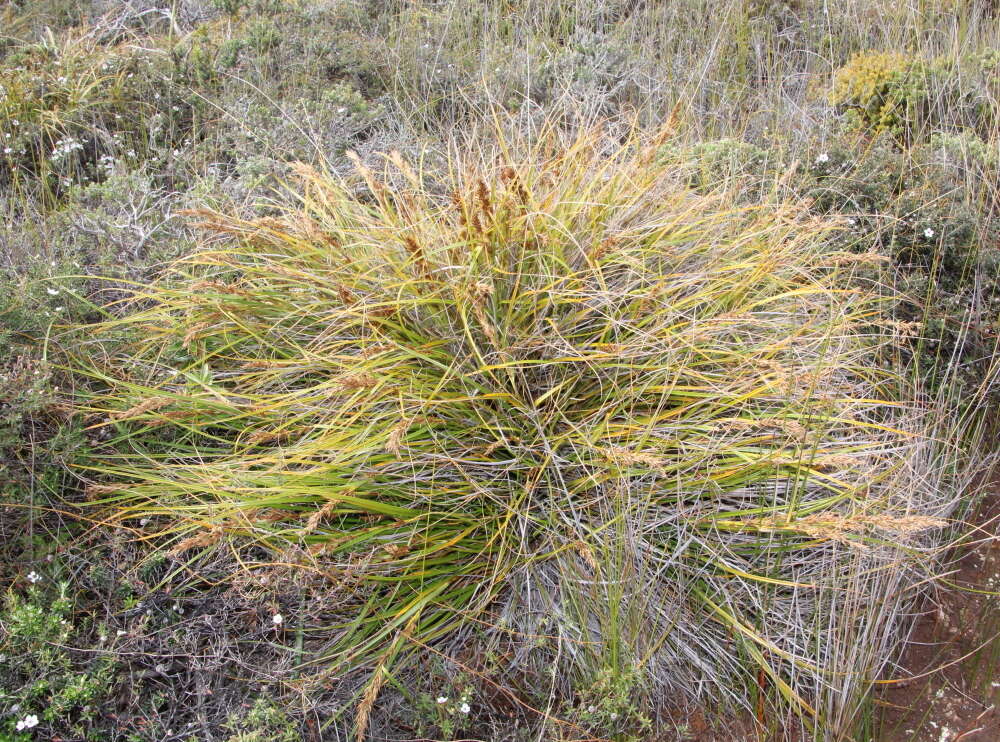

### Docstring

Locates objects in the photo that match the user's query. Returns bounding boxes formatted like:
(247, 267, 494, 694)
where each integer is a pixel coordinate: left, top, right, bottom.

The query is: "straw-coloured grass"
(74, 128, 960, 738)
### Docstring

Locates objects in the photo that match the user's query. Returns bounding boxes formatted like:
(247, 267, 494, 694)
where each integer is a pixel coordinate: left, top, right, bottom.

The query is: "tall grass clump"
(74, 127, 967, 739)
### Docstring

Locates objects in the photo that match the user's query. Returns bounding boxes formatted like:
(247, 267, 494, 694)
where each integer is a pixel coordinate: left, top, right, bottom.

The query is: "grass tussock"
(73, 126, 966, 737)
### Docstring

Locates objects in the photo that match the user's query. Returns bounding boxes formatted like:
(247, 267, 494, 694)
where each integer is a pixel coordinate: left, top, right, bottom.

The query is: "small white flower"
(139, 518, 150, 526)
(47, 287, 59, 295)
(17, 714, 39, 729)
(459, 702, 470, 714)
(26, 570, 41, 584)
(610, 712, 618, 720)
(815, 152, 830, 164)
(587, 705, 596, 713)
(436, 696, 448, 704)
(116, 629, 126, 636)
(272, 613, 283, 625)
(924, 227, 936, 239)
(3, 147, 11, 154)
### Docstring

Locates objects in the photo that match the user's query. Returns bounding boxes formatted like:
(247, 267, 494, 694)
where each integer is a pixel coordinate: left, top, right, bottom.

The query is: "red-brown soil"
(876, 488, 1000, 742)
(680, 486, 1000, 742)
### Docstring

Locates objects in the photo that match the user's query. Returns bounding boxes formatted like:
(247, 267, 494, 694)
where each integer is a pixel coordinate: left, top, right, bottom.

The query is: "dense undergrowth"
(1, 1, 999, 740)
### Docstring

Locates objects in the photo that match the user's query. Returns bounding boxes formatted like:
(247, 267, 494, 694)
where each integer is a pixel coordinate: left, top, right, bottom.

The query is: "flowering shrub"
(222, 698, 300, 742)
(0, 583, 113, 739)
(0, 33, 189, 196)
(568, 666, 652, 741)
(412, 677, 476, 740)
(830, 52, 926, 139)
(831, 50, 999, 142)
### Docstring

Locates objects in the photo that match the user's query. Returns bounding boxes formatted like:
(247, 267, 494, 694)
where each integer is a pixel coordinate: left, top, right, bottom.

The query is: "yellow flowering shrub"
(831, 49, 997, 142)
(830, 52, 928, 139)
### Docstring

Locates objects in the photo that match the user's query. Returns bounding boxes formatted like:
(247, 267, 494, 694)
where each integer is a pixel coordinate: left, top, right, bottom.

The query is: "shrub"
(75, 129, 964, 738)
(0, 582, 115, 740)
(222, 698, 301, 742)
(831, 52, 927, 139)
(831, 49, 999, 142)
(660, 133, 1000, 404)
(658, 137, 774, 197)
(0, 30, 191, 201)
(789, 137, 1000, 398)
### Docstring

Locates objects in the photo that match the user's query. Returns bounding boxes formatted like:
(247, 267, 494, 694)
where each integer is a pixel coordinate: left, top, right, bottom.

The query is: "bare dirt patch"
(877, 488, 1000, 742)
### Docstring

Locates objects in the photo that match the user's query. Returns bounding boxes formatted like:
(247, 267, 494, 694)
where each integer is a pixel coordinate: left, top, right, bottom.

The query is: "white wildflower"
(459, 702, 470, 714)
(50, 136, 84, 163)
(47, 287, 59, 295)
(26, 571, 41, 584)
(924, 227, 935, 239)
(436, 696, 448, 704)
(815, 152, 829, 164)
(16, 714, 39, 730)
(272, 613, 283, 625)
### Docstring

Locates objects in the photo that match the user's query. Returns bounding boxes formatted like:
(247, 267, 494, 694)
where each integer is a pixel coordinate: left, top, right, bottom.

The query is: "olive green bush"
(831, 49, 999, 142)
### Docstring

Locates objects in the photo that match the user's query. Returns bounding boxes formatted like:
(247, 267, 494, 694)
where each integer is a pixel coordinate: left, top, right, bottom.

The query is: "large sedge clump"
(77, 132, 952, 738)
